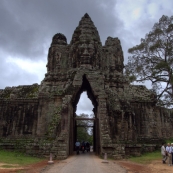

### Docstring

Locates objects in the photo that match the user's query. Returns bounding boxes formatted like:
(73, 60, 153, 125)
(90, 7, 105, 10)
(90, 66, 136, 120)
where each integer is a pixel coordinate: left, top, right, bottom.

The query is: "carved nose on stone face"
(82, 48, 90, 57)
(80, 47, 91, 65)
(81, 48, 90, 61)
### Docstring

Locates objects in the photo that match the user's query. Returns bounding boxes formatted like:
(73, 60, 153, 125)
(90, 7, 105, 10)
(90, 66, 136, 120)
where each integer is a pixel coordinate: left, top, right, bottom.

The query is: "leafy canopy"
(76, 113, 94, 145)
(125, 15, 173, 107)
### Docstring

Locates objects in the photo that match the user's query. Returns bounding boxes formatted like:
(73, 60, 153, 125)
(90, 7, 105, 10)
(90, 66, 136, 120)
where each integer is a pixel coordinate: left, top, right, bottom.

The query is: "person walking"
(75, 139, 80, 154)
(166, 143, 172, 166)
(161, 143, 167, 164)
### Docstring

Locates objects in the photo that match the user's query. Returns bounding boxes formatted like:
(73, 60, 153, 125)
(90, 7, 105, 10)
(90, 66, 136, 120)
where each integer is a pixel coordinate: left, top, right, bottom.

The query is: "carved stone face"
(79, 43, 94, 57)
(78, 42, 95, 65)
(69, 13, 103, 68)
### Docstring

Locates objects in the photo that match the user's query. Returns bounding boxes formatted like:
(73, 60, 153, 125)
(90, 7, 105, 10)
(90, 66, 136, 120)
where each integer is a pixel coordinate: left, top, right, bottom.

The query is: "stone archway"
(1, 13, 173, 160)
(69, 74, 100, 155)
(35, 13, 169, 160)
(36, 13, 121, 159)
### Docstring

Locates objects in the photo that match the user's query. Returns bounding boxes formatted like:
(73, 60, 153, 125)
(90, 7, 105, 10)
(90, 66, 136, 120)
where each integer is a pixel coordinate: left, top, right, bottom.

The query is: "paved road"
(41, 152, 127, 173)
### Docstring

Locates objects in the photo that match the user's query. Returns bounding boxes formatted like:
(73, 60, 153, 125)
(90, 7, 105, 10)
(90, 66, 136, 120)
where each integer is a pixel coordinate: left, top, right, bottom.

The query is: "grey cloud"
(117, 7, 173, 63)
(0, 0, 119, 60)
(0, 0, 120, 90)
(0, 58, 39, 88)
(0, 8, 44, 59)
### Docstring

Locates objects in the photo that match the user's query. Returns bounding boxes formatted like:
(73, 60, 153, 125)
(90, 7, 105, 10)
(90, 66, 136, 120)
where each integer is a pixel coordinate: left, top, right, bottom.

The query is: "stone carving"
(62, 95, 72, 110)
(69, 13, 102, 69)
(0, 13, 173, 160)
(46, 49, 62, 73)
(51, 33, 67, 46)
(10, 89, 18, 99)
(103, 37, 124, 72)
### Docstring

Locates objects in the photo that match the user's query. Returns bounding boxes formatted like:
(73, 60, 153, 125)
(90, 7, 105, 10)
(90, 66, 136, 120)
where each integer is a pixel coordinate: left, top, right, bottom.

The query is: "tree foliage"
(76, 113, 94, 144)
(125, 15, 173, 107)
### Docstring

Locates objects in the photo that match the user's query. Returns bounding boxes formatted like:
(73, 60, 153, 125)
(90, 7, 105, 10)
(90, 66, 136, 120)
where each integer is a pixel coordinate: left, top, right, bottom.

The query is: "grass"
(0, 150, 44, 166)
(128, 151, 161, 164)
(2, 164, 18, 168)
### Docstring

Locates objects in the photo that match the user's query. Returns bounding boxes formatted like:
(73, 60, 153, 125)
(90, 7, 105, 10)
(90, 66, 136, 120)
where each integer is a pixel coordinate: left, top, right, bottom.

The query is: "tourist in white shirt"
(161, 143, 167, 164)
(166, 143, 172, 166)
(75, 139, 80, 155)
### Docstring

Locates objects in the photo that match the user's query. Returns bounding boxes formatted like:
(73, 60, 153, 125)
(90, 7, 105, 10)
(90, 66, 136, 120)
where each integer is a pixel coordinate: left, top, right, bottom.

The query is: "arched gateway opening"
(75, 92, 94, 148)
(69, 75, 100, 155)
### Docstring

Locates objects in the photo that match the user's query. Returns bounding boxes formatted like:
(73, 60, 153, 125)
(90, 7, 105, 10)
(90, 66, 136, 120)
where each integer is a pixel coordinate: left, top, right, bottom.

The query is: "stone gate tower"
(37, 13, 126, 157)
(0, 13, 173, 159)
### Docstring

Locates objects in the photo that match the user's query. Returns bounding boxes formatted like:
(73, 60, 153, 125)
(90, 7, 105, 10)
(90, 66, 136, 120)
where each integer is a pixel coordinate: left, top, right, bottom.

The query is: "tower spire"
(70, 13, 101, 45)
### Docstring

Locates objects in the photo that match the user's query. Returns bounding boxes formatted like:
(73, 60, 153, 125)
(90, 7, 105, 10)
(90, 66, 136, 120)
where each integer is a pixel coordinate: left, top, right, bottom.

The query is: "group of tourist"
(75, 139, 90, 154)
(161, 143, 173, 166)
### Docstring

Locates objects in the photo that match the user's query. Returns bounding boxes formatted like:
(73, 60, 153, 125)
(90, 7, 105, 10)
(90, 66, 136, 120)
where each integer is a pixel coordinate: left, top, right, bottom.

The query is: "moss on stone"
(47, 106, 62, 140)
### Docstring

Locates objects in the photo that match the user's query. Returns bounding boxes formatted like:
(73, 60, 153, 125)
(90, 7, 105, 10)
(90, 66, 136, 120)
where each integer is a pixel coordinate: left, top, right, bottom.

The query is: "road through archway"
(41, 152, 127, 173)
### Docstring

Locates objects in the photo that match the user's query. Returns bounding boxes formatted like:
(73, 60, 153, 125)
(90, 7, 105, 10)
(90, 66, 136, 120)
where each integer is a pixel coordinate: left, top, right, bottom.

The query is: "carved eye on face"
(79, 48, 84, 54)
(89, 48, 94, 54)
(88, 43, 94, 48)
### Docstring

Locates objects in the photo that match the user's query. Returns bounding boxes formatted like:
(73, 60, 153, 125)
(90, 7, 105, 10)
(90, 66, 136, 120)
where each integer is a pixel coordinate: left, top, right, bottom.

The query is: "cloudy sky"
(0, 0, 172, 115)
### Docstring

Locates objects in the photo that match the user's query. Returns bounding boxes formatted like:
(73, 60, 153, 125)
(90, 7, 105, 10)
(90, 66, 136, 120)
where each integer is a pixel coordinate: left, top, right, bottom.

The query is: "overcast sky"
(0, 0, 173, 115)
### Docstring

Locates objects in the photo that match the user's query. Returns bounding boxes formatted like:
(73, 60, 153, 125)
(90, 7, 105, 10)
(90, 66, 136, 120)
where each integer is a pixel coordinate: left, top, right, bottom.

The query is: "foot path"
(41, 152, 127, 173)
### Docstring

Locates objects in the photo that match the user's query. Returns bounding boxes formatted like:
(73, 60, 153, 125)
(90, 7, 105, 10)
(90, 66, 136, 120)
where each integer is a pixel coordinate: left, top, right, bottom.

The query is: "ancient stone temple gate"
(0, 13, 173, 159)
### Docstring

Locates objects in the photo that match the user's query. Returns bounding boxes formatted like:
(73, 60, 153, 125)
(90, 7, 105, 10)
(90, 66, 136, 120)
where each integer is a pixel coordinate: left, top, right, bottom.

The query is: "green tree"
(125, 15, 173, 107)
(76, 113, 93, 144)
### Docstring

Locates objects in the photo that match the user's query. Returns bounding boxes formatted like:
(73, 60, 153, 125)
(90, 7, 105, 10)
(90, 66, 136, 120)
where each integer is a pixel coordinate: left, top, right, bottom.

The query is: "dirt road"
(1, 152, 173, 173)
(41, 152, 127, 173)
